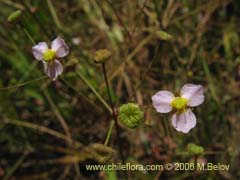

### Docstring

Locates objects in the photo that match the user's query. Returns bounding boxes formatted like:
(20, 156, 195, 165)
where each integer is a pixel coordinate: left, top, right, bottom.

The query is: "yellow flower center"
(171, 97, 188, 112)
(43, 49, 56, 62)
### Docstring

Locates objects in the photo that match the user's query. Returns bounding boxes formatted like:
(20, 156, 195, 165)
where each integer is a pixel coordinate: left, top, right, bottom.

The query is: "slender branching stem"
(104, 119, 115, 146)
(102, 62, 128, 179)
(101, 62, 126, 165)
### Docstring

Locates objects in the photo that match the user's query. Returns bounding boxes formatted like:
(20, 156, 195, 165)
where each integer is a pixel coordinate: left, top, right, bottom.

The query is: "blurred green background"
(0, 0, 240, 179)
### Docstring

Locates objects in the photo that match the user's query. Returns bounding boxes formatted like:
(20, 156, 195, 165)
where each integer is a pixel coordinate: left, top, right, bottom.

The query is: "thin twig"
(4, 118, 81, 147)
(76, 70, 112, 113)
(46, 0, 63, 30)
(105, 0, 132, 41)
(0, 0, 25, 10)
(42, 89, 72, 142)
(104, 119, 115, 146)
(22, 1, 52, 38)
(130, 44, 160, 100)
(60, 77, 104, 113)
(19, 22, 36, 45)
(101, 63, 127, 179)
(0, 76, 47, 91)
(131, 0, 148, 36)
(108, 34, 153, 83)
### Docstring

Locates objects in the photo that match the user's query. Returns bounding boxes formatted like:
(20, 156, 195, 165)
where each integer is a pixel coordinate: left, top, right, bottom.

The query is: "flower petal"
(171, 109, 196, 133)
(32, 42, 48, 60)
(51, 37, 69, 57)
(152, 91, 175, 113)
(44, 60, 63, 80)
(181, 84, 204, 107)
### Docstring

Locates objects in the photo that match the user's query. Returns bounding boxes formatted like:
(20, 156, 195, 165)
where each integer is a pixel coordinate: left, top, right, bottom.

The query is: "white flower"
(32, 37, 69, 80)
(152, 84, 204, 133)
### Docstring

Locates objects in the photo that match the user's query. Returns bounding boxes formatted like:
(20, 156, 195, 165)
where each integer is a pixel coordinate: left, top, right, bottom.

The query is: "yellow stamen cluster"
(171, 97, 188, 112)
(43, 49, 56, 63)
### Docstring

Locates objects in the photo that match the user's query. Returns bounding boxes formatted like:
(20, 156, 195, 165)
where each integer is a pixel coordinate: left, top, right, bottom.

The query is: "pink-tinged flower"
(32, 37, 69, 80)
(152, 84, 204, 133)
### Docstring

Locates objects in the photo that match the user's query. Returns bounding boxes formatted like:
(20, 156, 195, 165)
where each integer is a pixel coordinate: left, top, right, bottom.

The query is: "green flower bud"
(187, 143, 204, 156)
(118, 103, 144, 129)
(90, 143, 115, 164)
(155, 30, 172, 41)
(7, 10, 22, 23)
(93, 49, 112, 63)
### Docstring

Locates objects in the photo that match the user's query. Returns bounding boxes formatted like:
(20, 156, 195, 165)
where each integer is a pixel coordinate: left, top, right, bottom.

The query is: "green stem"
(42, 89, 72, 142)
(104, 120, 115, 146)
(4, 118, 80, 146)
(101, 63, 127, 180)
(130, 44, 159, 100)
(60, 77, 103, 113)
(201, 57, 219, 104)
(75, 70, 112, 113)
(0, 76, 47, 91)
(46, 0, 63, 30)
(19, 22, 36, 45)
(23, 0, 52, 38)
(101, 63, 114, 109)
(105, 0, 131, 41)
(0, 0, 24, 10)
